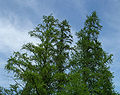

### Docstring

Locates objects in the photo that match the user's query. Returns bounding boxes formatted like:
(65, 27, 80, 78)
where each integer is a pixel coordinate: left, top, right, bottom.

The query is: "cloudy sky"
(0, 0, 120, 92)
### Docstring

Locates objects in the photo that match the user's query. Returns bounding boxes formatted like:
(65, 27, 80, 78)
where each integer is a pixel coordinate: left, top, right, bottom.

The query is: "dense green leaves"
(4, 15, 73, 95)
(70, 11, 117, 95)
(0, 12, 119, 95)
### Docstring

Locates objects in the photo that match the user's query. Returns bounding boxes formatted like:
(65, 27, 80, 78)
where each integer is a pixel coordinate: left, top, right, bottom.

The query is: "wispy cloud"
(0, 13, 36, 54)
(0, 12, 38, 87)
(14, 0, 38, 11)
(13, 0, 56, 17)
(0, 0, 55, 88)
(0, 0, 120, 92)
(99, 2, 120, 91)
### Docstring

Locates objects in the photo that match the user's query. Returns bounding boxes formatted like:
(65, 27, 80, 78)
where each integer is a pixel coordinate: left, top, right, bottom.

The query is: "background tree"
(70, 11, 117, 95)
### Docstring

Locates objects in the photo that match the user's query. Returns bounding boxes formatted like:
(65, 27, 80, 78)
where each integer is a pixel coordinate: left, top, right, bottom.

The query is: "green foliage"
(70, 11, 117, 94)
(5, 14, 73, 95)
(0, 12, 119, 95)
(59, 71, 90, 95)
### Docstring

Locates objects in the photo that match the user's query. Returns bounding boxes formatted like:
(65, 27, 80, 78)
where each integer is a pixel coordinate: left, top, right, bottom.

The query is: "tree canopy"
(0, 12, 119, 95)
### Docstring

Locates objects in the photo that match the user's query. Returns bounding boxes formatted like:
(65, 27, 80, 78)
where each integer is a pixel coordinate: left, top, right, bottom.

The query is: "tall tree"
(1, 12, 119, 95)
(70, 11, 117, 95)
(5, 15, 73, 95)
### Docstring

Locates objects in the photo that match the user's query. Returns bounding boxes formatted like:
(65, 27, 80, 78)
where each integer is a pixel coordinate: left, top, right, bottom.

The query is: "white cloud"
(0, 12, 39, 88)
(0, 0, 54, 88)
(0, 0, 120, 92)
(0, 13, 38, 55)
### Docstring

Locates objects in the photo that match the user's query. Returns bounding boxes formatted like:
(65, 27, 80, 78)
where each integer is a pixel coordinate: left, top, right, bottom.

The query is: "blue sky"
(0, 0, 120, 92)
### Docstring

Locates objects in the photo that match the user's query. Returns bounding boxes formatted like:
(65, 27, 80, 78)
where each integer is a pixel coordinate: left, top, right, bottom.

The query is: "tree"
(5, 15, 73, 95)
(1, 12, 119, 95)
(70, 11, 117, 94)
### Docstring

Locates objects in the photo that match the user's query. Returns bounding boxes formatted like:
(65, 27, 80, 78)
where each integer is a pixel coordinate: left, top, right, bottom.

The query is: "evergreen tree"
(71, 11, 117, 94)
(1, 12, 119, 95)
(5, 15, 73, 95)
